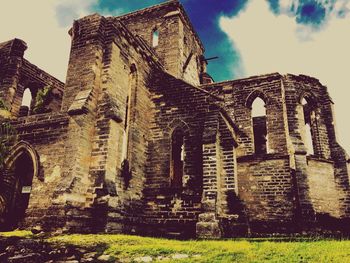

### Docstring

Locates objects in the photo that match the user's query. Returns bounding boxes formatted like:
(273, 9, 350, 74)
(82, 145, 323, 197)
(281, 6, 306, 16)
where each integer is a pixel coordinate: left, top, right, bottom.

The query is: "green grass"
(0, 230, 33, 238)
(1, 231, 350, 262)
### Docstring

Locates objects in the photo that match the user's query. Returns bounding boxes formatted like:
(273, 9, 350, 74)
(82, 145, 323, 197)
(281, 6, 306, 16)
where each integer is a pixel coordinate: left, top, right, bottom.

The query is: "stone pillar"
(53, 14, 107, 231)
(322, 98, 350, 217)
(62, 14, 106, 112)
(196, 120, 222, 238)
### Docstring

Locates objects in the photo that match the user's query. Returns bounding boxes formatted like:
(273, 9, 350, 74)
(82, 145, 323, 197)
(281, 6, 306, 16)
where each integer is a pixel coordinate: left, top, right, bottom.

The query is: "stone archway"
(0, 141, 39, 230)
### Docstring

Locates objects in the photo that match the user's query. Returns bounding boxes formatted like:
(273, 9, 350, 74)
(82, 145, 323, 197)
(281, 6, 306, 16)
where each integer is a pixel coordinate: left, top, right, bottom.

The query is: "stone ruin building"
(0, 0, 350, 238)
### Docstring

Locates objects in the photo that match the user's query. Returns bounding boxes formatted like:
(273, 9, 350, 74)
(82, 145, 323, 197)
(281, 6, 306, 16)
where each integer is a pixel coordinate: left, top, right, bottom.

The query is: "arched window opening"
(19, 88, 32, 116)
(21, 88, 32, 108)
(252, 97, 265, 118)
(121, 64, 137, 164)
(300, 98, 316, 155)
(171, 129, 184, 188)
(152, 29, 159, 47)
(252, 97, 268, 154)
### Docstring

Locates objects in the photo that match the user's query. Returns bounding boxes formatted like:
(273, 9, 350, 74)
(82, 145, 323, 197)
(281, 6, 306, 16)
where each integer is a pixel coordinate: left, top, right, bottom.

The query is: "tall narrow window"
(171, 128, 184, 188)
(121, 64, 137, 163)
(19, 88, 32, 117)
(252, 97, 267, 154)
(152, 29, 159, 47)
(21, 88, 32, 108)
(121, 96, 129, 162)
(300, 98, 315, 155)
(305, 123, 314, 155)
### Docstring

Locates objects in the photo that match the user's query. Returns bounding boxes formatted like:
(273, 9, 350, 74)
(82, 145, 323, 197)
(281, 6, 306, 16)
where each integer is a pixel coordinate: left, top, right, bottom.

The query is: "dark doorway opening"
(3, 152, 34, 230)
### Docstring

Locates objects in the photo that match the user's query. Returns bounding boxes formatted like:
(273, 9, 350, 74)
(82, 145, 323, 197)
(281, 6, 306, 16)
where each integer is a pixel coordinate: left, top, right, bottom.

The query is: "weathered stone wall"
(93, 19, 162, 233)
(307, 158, 341, 217)
(9, 113, 70, 229)
(282, 75, 350, 218)
(18, 59, 64, 114)
(202, 73, 288, 157)
(179, 14, 203, 86)
(0, 39, 64, 117)
(53, 14, 107, 233)
(0, 39, 66, 230)
(282, 75, 331, 158)
(50, 13, 164, 232)
(141, 71, 232, 237)
(201, 74, 295, 232)
(237, 155, 294, 231)
(196, 111, 239, 238)
(0, 39, 27, 111)
(202, 73, 350, 233)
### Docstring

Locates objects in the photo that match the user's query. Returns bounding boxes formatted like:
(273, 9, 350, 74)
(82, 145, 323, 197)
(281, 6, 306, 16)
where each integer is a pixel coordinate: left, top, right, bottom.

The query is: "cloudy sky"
(1, 0, 349, 153)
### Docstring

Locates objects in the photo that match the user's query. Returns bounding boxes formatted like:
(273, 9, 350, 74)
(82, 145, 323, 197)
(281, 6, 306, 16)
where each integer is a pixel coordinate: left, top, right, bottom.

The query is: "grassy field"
(1, 231, 350, 262)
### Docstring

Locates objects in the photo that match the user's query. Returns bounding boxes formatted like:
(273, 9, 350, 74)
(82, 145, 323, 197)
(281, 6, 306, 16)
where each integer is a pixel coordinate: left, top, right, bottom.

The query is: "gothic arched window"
(21, 88, 32, 108)
(252, 97, 267, 154)
(18, 88, 33, 117)
(299, 97, 317, 155)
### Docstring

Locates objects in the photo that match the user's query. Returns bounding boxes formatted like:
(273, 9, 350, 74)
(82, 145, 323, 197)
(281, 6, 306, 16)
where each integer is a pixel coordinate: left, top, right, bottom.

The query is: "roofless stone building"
(0, 0, 349, 238)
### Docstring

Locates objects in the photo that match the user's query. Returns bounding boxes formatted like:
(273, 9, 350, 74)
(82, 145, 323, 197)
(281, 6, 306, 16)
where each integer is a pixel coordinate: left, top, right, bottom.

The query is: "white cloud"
(220, 0, 350, 153)
(279, 0, 350, 17)
(0, 0, 96, 81)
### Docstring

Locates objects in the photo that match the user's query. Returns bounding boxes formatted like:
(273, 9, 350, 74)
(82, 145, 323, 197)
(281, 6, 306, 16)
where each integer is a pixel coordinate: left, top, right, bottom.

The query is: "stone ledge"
(196, 221, 222, 239)
(237, 153, 290, 163)
(12, 113, 69, 130)
(306, 155, 334, 164)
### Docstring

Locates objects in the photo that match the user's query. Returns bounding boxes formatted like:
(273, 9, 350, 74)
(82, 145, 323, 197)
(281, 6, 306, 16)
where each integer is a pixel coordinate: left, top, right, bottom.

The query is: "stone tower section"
(56, 11, 165, 231)
(117, 0, 205, 86)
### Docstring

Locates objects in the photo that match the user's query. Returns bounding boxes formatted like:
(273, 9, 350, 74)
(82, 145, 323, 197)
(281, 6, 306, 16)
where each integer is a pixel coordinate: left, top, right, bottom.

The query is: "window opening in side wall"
(19, 88, 33, 117)
(300, 98, 315, 155)
(171, 128, 184, 188)
(152, 28, 159, 47)
(252, 97, 267, 154)
(21, 88, 32, 108)
(121, 64, 137, 164)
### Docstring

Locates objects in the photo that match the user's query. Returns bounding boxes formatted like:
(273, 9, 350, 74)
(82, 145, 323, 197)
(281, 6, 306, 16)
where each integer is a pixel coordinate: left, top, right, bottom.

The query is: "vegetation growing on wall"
(32, 86, 53, 114)
(0, 99, 17, 169)
(0, 99, 6, 110)
(0, 98, 11, 119)
(0, 121, 17, 170)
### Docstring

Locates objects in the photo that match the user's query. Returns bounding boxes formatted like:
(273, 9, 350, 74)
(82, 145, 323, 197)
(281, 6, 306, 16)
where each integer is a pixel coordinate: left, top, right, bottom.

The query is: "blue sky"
(91, 0, 248, 81)
(87, 0, 349, 81)
(0, 0, 350, 152)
